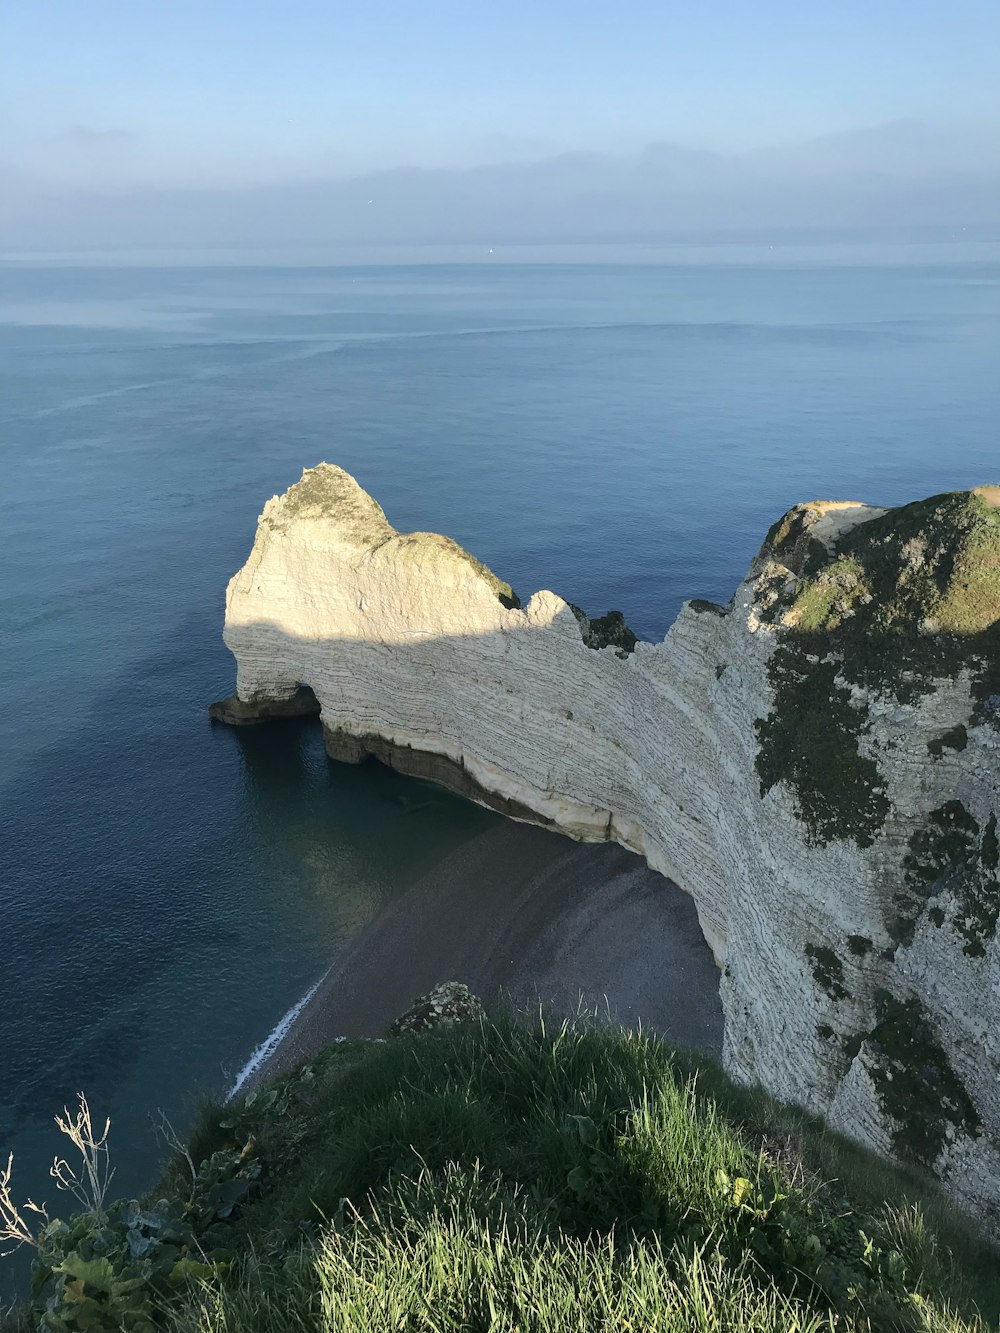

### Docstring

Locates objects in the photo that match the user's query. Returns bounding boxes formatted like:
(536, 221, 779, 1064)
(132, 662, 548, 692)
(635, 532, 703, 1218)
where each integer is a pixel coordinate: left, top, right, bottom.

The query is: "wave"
(226, 967, 333, 1101)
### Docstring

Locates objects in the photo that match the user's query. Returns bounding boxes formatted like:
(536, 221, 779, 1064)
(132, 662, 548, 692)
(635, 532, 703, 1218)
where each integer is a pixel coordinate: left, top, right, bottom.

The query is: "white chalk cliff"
(214, 465, 1000, 1226)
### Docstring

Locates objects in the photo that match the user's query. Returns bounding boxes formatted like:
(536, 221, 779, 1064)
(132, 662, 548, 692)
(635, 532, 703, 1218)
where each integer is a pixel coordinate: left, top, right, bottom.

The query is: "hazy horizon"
(4, 2, 999, 253)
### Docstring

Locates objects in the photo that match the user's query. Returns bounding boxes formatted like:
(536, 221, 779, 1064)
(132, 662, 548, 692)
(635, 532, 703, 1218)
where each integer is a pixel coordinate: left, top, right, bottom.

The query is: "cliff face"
(216, 464, 1000, 1226)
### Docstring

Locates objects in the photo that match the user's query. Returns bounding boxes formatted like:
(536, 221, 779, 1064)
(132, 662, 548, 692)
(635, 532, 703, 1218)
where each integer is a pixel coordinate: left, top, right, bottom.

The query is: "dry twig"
(152, 1109, 197, 1191)
(0, 1152, 47, 1256)
(50, 1094, 114, 1222)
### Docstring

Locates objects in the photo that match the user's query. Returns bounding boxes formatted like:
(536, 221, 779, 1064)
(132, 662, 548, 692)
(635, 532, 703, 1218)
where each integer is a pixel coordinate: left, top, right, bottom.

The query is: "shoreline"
(244, 818, 723, 1091)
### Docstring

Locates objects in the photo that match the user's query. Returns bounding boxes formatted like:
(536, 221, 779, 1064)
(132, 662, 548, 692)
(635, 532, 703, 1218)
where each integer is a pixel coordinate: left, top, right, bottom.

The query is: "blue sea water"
(1, 246, 999, 1289)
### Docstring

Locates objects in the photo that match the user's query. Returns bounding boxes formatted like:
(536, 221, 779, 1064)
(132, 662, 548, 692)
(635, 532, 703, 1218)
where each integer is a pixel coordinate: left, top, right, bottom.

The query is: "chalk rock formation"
(214, 465, 1000, 1225)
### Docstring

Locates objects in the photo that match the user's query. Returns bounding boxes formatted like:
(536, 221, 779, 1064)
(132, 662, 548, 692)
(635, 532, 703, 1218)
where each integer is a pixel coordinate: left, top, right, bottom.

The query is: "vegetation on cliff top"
(392, 532, 521, 609)
(273, 465, 522, 608)
(777, 489, 1000, 700)
(3, 1001, 997, 1332)
(270, 464, 395, 541)
(756, 489, 1000, 848)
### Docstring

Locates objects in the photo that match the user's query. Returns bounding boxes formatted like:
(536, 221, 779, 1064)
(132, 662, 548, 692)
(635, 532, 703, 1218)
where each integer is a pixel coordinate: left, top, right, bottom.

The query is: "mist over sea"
(2, 243, 999, 1294)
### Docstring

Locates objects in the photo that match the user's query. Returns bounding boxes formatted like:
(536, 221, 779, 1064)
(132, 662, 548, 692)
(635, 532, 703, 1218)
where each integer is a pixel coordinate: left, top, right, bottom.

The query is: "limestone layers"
(214, 464, 1000, 1226)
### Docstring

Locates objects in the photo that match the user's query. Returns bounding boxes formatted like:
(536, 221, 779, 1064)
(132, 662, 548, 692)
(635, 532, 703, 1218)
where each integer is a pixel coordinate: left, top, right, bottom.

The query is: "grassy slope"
(5, 1012, 999, 1330)
(140, 1014, 999, 1332)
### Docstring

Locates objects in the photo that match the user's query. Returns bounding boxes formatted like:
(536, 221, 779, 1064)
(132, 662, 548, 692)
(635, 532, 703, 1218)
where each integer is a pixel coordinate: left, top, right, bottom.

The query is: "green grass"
(778, 489, 1000, 701)
(8, 1013, 999, 1332)
(787, 556, 870, 633)
(173, 1016, 997, 1332)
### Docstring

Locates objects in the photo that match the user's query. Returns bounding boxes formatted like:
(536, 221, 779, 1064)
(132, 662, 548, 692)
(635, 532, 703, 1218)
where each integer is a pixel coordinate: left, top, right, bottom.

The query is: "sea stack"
(213, 464, 1000, 1227)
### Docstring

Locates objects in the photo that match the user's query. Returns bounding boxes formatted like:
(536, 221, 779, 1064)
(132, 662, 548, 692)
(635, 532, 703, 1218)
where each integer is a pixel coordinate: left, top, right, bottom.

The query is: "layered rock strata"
(213, 464, 1000, 1226)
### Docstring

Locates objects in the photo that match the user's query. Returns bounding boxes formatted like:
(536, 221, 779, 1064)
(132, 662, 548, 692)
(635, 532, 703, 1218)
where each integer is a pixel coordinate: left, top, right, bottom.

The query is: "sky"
(3, 0, 999, 248)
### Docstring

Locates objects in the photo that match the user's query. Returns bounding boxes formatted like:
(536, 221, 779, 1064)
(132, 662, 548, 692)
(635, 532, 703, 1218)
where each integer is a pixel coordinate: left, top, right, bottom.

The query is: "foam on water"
(226, 967, 333, 1101)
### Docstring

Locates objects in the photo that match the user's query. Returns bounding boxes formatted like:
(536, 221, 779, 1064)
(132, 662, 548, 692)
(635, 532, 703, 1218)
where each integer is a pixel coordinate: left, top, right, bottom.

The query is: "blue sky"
(5, 0, 1000, 187)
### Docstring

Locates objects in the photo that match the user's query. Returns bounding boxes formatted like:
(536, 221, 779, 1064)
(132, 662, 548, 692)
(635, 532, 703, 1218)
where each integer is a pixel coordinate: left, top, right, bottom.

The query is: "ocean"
(2, 244, 999, 1290)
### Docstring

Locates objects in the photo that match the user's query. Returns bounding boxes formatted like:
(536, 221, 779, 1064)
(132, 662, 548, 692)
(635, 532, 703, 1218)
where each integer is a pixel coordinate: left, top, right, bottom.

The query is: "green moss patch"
(805, 944, 850, 1001)
(898, 802, 1000, 956)
(755, 647, 889, 847)
(756, 487, 1000, 849)
(787, 556, 870, 634)
(866, 992, 980, 1168)
(982, 812, 998, 872)
(779, 490, 1000, 704)
(277, 464, 395, 542)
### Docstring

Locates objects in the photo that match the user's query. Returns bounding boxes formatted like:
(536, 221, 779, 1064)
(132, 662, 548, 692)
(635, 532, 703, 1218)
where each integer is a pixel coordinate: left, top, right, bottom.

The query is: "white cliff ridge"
(213, 464, 1000, 1226)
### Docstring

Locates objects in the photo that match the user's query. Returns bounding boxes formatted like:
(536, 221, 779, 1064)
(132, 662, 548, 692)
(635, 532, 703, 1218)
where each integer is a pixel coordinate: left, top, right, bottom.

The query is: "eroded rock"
(389, 982, 486, 1036)
(213, 464, 1000, 1228)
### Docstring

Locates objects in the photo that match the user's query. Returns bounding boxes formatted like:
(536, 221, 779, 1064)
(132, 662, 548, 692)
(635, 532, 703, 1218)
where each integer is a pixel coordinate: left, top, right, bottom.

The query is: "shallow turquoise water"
(1, 250, 999, 1292)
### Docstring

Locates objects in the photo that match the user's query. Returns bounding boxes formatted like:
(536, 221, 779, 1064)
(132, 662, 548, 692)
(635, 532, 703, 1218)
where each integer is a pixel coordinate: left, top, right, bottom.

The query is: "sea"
(2, 240, 999, 1292)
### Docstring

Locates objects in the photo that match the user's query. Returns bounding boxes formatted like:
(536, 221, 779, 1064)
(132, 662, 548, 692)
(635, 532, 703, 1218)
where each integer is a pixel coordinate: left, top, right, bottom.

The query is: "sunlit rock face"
(217, 464, 1000, 1227)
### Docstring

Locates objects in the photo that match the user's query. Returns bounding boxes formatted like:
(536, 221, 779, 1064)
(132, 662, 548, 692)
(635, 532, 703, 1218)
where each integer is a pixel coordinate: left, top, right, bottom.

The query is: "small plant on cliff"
(0, 1094, 270, 1332)
(1, 1095, 112, 1256)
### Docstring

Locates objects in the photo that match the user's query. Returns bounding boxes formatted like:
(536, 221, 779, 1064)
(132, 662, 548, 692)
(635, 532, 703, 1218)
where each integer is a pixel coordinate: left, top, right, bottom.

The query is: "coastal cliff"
(213, 464, 1000, 1226)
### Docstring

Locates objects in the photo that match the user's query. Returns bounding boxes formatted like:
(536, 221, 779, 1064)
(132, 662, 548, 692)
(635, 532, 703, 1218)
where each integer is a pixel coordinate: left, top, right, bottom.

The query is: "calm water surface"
(2, 249, 999, 1290)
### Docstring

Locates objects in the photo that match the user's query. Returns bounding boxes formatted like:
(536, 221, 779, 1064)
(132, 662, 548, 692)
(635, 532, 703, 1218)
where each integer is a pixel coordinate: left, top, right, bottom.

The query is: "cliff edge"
(213, 464, 1000, 1227)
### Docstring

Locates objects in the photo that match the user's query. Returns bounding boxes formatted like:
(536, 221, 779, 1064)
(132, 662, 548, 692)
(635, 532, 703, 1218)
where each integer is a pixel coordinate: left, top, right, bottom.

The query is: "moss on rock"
(388, 982, 486, 1036)
(785, 555, 869, 634)
(866, 992, 980, 1168)
(779, 489, 1000, 703)
(755, 487, 1000, 849)
(805, 943, 850, 1001)
(273, 463, 395, 542)
(926, 724, 969, 758)
(755, 647, 889, 847)
(898, 801, 1000, 956)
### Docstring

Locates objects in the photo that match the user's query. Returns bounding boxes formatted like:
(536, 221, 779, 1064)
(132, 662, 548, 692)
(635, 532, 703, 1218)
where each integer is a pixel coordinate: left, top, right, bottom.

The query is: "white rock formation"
(214, 464, 1000, 1227)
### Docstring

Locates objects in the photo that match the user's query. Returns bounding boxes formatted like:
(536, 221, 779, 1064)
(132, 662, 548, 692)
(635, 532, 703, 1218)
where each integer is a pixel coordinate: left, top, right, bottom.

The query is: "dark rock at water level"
(209, 684, 321, 726)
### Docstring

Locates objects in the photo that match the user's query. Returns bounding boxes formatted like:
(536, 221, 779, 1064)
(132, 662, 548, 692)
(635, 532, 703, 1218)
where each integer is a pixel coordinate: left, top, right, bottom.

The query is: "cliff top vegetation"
(755, 488, 1000, 848)
(2, 994, 997, 1332)
(767, 487, 1000, 697)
